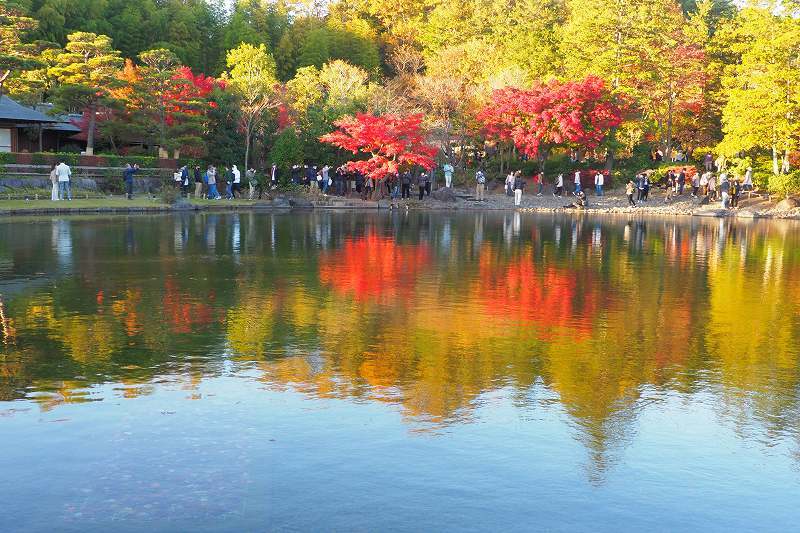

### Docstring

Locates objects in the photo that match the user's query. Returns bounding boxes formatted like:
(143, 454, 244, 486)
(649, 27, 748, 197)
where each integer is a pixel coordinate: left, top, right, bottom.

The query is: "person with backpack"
(475, 169, 487, 201)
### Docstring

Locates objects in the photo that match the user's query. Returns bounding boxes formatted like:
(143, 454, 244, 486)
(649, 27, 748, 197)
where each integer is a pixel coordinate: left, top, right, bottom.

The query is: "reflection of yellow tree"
(227, 293, 275, 358)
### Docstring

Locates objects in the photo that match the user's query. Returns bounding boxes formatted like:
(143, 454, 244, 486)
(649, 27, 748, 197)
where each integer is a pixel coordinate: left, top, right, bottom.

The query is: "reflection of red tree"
(162, 279, 217, 333)
(477, 251, 599, 338)
(319, 234, 431, 302)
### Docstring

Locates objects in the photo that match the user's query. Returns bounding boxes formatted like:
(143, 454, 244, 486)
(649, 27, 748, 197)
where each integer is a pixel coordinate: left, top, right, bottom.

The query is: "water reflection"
(1, 212, 800, 479)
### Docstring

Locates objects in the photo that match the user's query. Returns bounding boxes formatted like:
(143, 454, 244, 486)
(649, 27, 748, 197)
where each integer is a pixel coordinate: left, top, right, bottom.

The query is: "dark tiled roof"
(0, 95, 57, 123)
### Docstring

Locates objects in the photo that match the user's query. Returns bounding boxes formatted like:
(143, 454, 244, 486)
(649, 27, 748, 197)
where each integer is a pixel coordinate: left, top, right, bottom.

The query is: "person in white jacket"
(231, 165, 241, 198)
(594, 172, 604, 196)
(574, 170, 582, 194)
(554, 173, 564, 197)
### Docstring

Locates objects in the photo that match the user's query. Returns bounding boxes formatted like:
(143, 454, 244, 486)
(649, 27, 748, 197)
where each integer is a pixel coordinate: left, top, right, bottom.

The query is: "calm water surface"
(1, 211, 799, 532)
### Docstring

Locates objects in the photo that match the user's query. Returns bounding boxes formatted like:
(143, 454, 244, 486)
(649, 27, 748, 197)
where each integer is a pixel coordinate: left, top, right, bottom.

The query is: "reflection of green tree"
(1, 214, 800, 477)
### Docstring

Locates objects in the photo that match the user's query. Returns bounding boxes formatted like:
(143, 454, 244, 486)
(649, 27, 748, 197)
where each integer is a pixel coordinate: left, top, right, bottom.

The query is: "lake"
(1, 211, 799, 532)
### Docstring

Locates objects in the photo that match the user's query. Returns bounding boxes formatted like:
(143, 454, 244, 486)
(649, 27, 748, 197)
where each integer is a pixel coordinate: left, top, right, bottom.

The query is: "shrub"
(159, 186, 180, 204)
(768, 171, 800, 198)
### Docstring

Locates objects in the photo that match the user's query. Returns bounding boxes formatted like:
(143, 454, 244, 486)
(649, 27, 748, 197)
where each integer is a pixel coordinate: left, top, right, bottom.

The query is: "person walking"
(123, 163, 139, 200)
(443, 162, 454, 188)
(513, 171, 524, 206)
(364, 175, 375, 200)
(691, 173, 700, 198)
(574, 170, 582, 194)
(642, 174, 650, 201)
(626, 179, 637, 206)
(270, 163, 278, 189)
(207, 165, 220, 199)
(56, 159, 72, 200)
(417, 172, 426, 200)
(424, 171, 431, 197)
(678, 169, 686, 195)
(475, 169, 486, 201)
(49, 164, 59, 201)
(594, 171, 604, 196)
(231, 165, 241, 198)
(554, 173, 564, 197)
(194, 165, 203, 198)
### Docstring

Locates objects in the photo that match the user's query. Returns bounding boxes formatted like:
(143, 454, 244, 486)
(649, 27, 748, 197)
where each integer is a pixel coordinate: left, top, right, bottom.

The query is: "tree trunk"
(86, 104, 96, 156)
(772, 145, 780, 175)
(665, 89, 674, 161)
(244, 125, 251, 172)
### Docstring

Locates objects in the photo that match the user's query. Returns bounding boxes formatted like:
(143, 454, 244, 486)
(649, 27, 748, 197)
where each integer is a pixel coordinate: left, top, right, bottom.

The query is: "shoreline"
(0, 188, 797, 220)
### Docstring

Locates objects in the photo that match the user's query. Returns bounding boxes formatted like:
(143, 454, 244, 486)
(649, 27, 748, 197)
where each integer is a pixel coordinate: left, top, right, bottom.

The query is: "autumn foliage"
(478, 76, 624, 159)
(320, 113, 438, 180)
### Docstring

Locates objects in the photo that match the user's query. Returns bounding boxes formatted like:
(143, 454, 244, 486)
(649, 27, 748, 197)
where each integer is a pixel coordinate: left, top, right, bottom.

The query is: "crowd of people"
(44, 157, 757, 213)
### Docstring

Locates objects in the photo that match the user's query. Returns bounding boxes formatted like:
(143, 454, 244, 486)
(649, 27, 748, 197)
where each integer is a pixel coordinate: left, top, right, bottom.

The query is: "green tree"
(49, 31, 123, 155)
(0, 2, 40, 96)
(223, 43, 279, 171)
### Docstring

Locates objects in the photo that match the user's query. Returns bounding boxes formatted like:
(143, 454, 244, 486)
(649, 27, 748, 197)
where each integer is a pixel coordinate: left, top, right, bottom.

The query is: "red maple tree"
(478, 76, 624, 163)
(320, 113, 438, 180)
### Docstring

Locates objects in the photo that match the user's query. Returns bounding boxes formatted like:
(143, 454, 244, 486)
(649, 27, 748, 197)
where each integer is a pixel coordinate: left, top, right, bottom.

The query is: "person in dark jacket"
(194, 166, 203, 198)
(401, 172, 411, 199)
(123, 163, 139, 200)
(418, 172, 427, 200)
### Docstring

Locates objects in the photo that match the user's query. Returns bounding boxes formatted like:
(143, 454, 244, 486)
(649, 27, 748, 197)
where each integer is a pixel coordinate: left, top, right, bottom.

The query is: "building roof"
(0, 95, 58, 123)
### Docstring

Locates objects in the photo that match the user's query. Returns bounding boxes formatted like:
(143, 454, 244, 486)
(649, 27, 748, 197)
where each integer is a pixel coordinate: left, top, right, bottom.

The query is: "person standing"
(704, 152, 714, 172)
(594, 171, 604, 196)
(56, 159, 72, 201)
(247, 167, 257, 199)
(743, 167, 753, 191)
(49, 164, 59, 201)
(513, 171, 524, 206)
(637, 174, 646, 201)
(626, 179, 637, 206)
(424, 171, 432, 196)
(181, 166, 190, 197)
(730, 179, 741, 208)
(574, 170, 582, 194)
(322, 165, 330, 194)
(535, 171, 544, 196)
(642, 174, 650, 201)
(270, 163, 278, 189)
(699, 171, 709, 196)
(707, 173, 717, 201)
(401, 172, 411, 199)
(505, 171, 514, 196)
(475, 169, 486, 201)
(417, 172, 426, 200)
(678, 169, 686, 195)
(554, 173, 564, 197)
(665, 172, 674, 203)
(719, 175, 730, 208)
(194, 165, 203, 198)
(443, 162, 454, 188)
(123, 163, 139, 200)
